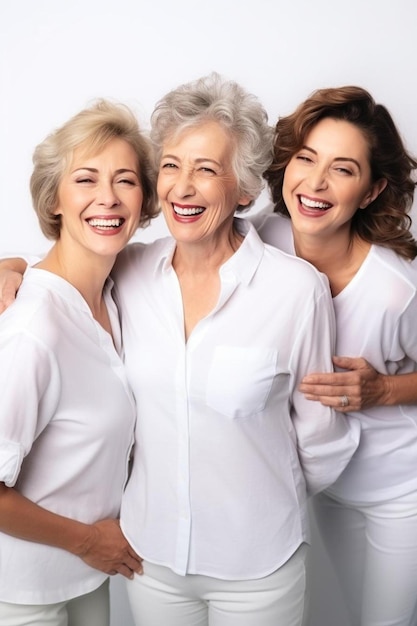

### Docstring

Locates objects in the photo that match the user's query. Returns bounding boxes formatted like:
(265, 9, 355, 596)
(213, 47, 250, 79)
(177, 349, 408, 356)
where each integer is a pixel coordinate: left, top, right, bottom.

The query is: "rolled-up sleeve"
(0, 440, 24, 487)
(0, 330, 59, 487)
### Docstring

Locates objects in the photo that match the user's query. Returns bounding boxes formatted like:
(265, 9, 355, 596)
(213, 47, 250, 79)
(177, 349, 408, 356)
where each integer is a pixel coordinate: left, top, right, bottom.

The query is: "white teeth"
(300, 196, 331, 210)
(173, 205, 205, 216)
(88, 218, 123, 228)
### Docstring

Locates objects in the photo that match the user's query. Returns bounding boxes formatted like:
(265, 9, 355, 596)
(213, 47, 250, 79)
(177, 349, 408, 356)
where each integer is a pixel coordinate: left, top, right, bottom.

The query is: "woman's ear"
(237, 194, 253, 208)
(359, 178, 387, 209)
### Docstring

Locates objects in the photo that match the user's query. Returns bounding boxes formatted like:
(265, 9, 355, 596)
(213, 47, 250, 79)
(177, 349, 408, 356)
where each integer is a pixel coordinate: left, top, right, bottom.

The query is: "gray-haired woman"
(113, 73, 359, 626)
(0, 76, 359, 626)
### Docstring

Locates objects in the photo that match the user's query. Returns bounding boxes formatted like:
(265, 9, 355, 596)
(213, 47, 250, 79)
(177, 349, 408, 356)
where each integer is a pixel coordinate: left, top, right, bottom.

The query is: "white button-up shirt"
(255, 211, 417, 504)
(114, 219, 359, 580)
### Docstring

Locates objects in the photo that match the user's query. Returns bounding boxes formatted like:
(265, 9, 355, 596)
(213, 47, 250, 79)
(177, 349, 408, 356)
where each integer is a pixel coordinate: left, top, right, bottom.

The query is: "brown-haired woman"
(256, 85, 417, 625)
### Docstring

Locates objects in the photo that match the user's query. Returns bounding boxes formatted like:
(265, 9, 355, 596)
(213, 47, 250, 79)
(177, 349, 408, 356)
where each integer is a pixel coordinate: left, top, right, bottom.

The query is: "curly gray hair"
(150, 73, 274, 210)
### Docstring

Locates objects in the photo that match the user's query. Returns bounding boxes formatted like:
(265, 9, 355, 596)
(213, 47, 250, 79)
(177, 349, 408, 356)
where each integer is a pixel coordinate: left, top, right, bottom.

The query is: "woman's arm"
(0, 258, 28, 312)
(299, 356, 417, 411)
(0, 482, 142, 578)
(290, 281, 360, 495)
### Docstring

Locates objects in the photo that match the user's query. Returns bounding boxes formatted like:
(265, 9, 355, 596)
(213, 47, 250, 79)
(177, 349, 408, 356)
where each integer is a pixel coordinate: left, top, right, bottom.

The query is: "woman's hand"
(0, 269, 24, 313)
(299, 356, 389, 411)
(77, 518, 143, 579)
(0, 484, 143, 579)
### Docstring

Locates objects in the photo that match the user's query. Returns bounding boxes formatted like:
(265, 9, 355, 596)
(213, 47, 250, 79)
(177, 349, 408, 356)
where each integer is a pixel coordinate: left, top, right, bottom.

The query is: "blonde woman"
(0, 100, 157, 626)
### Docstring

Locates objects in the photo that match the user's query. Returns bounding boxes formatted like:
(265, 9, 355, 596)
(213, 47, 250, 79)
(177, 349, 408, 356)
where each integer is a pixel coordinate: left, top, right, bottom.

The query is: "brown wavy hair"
(263, 86, 417, 260)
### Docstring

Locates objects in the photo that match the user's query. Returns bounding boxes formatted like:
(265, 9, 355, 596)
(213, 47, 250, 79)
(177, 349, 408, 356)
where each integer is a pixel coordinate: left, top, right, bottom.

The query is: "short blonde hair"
(30, 99, 158, 239)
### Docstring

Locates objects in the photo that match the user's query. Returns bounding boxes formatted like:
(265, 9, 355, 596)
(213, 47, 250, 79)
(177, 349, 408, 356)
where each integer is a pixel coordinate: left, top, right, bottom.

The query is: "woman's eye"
(199, 167, 215, 174)
(117, 178, 136, 185)
(161, 162, 177, 170)
(76, 177, 94, 183)
(295, 155, 313, 164)
(334, 167, 353, 176)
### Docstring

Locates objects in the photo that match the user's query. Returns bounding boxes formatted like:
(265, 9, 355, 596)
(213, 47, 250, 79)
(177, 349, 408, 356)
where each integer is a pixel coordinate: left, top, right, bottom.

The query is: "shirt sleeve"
(289, 280, 360, 495)
(0, 331, 60, 487)
(398, 291, 417, 362)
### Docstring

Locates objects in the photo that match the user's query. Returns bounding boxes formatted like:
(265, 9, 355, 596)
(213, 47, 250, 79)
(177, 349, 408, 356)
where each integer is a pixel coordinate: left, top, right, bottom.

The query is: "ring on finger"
(340, 394, 349, 408)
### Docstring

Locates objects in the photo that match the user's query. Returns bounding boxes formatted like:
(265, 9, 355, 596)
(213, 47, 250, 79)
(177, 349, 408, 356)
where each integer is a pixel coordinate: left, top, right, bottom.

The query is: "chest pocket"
(206, 346, 277, 419)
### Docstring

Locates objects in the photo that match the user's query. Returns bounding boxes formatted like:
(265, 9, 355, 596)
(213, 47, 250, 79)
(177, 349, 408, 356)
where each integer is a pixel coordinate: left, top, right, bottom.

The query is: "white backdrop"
(1, 1, 416, 624)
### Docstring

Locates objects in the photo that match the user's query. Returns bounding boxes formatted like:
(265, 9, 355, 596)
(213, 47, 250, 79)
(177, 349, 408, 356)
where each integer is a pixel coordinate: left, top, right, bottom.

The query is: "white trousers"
(313, 491, 417, 626)
(126, 544, 308, 626)
(0, 579, 109, 626)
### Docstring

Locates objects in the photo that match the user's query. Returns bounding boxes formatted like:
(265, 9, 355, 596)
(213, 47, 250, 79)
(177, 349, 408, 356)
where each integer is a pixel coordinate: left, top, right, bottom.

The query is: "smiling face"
(54, 137, 143, 259)
(283, 117, 385, 242)
(157, 120, 251, 248)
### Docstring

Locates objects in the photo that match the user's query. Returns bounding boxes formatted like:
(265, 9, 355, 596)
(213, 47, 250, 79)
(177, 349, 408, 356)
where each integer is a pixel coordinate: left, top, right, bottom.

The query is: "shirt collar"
(154, 217, 264, 287)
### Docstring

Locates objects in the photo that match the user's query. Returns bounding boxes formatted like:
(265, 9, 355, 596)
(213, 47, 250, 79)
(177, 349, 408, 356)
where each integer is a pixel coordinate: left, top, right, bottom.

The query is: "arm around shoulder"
(0, 257, 29, 312)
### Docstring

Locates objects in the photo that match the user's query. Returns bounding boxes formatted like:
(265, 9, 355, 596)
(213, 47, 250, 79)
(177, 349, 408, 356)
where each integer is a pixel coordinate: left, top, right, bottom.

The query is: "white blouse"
(0, 268, 136, 603)
(255, 211, 417, 503)
(114, 219, 359, 580)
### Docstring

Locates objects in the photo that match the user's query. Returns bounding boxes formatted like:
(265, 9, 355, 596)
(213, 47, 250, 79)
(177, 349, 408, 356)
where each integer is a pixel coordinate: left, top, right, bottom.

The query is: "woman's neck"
(172, 225, 243, 277)
(293, 229, 371, 296)
(35, 242, 115, 321)
(171, 224, 244, 341)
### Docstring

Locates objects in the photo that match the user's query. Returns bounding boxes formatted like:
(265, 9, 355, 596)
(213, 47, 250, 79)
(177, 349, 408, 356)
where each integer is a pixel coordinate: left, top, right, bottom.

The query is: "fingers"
(80, 519, 144, 577)
(125, 552, 143, 575)
(332, 355, 368, 370)
(300, 377, 361, 410)
(0, 270, 23, 313)
(300, 381, 356, 395)
(300, 357, 384, 411)
(303, 393, 361, 412)
(0, 293, 17, 313)
(109, 554, 143, 579)
(302, 357, 375, 385)
(301, 371, 362, 386)
(117, 563, 141, 579)
(83, 550, 143, 577)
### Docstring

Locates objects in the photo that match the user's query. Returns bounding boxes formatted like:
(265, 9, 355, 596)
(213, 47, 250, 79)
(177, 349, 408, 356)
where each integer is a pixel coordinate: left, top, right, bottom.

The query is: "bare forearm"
(0, 484, 91, 556)
(0, 257, 28, 273)
(0, 259, 29, 312)
(0, 483, 143, 577)
(383, 372, 417, 406)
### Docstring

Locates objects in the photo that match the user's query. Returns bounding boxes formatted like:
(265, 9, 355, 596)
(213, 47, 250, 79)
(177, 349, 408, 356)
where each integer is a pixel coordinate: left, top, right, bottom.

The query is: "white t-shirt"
(0, 268, 136, 604)
(114, 219, 359, 580)
(255, 211, 417, 503)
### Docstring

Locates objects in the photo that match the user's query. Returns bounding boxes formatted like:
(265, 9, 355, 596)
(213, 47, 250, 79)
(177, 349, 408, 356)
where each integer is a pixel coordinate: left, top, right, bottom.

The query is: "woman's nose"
(96, 182, 120, 207)
(173, 168, 195, 197)
(307, 166, 328, 191)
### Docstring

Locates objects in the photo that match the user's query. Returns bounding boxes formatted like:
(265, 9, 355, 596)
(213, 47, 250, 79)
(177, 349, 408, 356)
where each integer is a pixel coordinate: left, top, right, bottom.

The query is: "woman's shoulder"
(250, 210, 294, 254)
(254, 235, 332, 301)
(0, 271, 66, 350)
(371, 244, 417, 288)
(113, 236, 175, 275)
